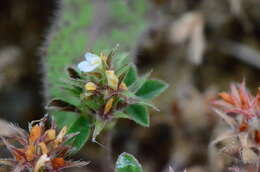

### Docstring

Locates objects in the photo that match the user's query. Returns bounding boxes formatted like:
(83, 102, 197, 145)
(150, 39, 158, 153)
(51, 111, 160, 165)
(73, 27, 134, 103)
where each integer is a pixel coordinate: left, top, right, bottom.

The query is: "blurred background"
(0, 0, 259, 171)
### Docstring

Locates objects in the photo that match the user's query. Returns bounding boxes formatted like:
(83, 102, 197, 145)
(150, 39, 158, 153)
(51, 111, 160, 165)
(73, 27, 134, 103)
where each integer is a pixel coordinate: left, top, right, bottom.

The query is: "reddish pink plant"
(213, 81, 260, 120)
(211, 81, 260, 172)
(212, 81, 260, 141)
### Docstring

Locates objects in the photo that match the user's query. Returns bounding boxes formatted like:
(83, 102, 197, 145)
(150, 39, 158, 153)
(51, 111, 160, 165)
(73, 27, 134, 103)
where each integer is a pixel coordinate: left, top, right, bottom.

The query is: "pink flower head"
(213, 81, 259, 121)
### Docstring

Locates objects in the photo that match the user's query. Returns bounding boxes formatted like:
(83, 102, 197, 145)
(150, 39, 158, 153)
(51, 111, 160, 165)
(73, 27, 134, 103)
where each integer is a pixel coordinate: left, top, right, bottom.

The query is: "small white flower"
(77, 52, 102, 72)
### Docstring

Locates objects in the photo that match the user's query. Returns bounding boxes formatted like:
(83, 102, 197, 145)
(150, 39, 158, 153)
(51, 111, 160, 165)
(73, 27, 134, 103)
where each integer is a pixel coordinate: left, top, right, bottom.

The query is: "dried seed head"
(0, 115, 88, 171)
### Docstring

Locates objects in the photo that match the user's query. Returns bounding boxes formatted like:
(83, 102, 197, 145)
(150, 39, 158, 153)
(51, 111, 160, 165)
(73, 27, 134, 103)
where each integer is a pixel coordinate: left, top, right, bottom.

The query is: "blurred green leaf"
(128, 72, 151, 93)
(113, 53, 130, 71)
(92, 118, 106, 142)
(84, 96, 104, 111)
(47, 99, 81, 113)
(116, 152, 143, 172)
(53, 111, 79, 129)
(125, 104, 149, 127)
(136, 79, 168, 99)
(124, 65, 138, 87)
(67, 116, 91, 153)
(114, 111, 130, 119)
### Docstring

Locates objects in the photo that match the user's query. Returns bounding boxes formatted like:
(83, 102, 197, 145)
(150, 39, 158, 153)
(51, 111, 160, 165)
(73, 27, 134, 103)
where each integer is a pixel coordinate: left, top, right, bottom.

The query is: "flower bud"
(85, 82, 97, 91)
(104, 98, 114, 114)
(119, 82, 128, 90)
(106, 70, 118, 90)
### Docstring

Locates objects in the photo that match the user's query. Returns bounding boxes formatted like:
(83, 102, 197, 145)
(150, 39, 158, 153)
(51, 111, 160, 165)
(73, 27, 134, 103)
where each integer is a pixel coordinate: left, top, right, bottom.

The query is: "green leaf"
(124, 65, 138, 87)
(92, 118, 106, 142)
(114, 111, 130, 119)
(125, 104, 149, 127)
(53, 112, 79, 129)
(137, 101, 159, 112)
(62, 86, 83, 97)
(121, 91, 138, 99)
(47, 99, 81, 113)
(66, 67, 81, 79)
(116, 64, 130, 78)
(116, 152, 143, 172)
(67, 116, 91, 153)
(112, 52, 130, 71)
(136, 79, 168, 99)
(128, 72, 151, 93)
(84, 96, 104, 111)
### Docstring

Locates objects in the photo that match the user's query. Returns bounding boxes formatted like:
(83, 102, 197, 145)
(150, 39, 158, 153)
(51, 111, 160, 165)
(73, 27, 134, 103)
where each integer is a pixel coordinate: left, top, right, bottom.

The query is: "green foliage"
(47, 50, 167, 147)
(45, 0, 165, 151)
(125, 104, 149, 127)
(128, 72, 151, 93)
(46, 0, 149, 131)
(116, 153, 143, 172)
(136, 80, 168, 99)
(92, 118, 106, 142)
(124, 65, 138, 86)
(47, 0, 93, 99)
(67, 116, 91, 153)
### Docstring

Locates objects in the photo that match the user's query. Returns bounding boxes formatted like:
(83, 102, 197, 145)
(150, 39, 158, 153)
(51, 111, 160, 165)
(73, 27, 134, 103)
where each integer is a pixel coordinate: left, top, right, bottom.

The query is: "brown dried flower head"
(0, 115, 88, 172)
